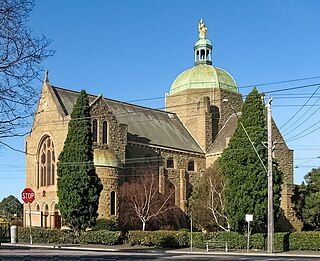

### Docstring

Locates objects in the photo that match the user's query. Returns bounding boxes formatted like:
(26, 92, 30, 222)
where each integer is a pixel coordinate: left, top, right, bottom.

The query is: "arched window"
(102, 121, 108, 144)
(43, 204, 49, 228)
(110, 191, 116, 216)
(39, 136, 55, 187)
(166, 157, 174, 169)
(187, 160, 195, 172)
(92, 119, 98, 142)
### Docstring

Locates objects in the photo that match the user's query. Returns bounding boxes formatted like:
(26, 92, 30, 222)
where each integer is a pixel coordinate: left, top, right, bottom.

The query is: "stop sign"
(21, 188, 35, 204)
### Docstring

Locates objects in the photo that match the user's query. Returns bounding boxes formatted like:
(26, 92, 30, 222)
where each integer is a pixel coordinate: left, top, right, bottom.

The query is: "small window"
(102, 121, 108, 144)
(110, 191, 116, 216)
(166, 157, 174, 169)
(187, 160, 195, 172)
(92, 119, 98, 142)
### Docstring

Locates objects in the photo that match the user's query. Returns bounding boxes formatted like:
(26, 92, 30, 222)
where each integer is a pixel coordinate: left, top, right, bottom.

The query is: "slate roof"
(50, 86, 204, 154)
(207, 113, 239, 155)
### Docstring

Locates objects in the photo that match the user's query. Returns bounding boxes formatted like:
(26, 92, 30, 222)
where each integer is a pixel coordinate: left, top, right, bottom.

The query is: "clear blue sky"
(1, 0, 320, 201)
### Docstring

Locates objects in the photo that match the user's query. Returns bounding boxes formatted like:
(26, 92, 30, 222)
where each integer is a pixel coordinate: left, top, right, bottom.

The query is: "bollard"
(10, 225, 18, 244)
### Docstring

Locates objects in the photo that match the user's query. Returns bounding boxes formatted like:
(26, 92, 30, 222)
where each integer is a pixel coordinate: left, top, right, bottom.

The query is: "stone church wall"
(125, 143, 205, 212)
(166, 88, 242, 152)
(25, 83, 69, 228)
(272, 120, 303, 230)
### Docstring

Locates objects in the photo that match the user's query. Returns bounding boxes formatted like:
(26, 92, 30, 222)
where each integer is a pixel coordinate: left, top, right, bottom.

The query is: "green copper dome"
(169, 64, 238, 95)
(169, 19, 238, 95)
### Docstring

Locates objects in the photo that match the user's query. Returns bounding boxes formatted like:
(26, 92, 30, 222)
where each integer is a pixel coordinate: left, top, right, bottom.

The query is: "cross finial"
(44, 69, 49, 83)
(198, 18, 207, 39)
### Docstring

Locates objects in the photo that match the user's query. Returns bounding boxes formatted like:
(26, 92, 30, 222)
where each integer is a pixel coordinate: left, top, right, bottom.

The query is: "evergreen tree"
(0, 195, 22, 219)
(57, 90, 102, 234)
(295, 167, 320, 230)
(218, 88, 282, 232)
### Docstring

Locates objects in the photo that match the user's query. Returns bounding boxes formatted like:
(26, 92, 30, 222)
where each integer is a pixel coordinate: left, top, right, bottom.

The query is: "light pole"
(267, 96, 273, 253)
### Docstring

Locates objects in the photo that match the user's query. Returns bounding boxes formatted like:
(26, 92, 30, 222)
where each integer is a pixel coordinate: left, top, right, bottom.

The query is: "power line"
(280, 86, 320, 134)
(280, 85, 320, 131)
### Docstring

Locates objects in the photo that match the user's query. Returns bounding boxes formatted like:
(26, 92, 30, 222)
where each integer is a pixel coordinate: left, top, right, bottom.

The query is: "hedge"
(18, 227, 77, 244)
(126, 230, 190, 247)
(18, 227, 122, 245)
(79, 230, 122, 245)
(127, 231, 247, 249)
(17, 228, 320, 251)
(128, 231, 320, 251)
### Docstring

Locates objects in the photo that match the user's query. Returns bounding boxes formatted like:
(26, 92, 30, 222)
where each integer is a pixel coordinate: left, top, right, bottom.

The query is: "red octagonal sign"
(21, 187, 35, 204)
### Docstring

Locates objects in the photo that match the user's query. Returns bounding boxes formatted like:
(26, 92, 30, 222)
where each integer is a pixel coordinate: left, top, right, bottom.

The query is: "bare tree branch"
(0, 0, 54, 140)
(119, 168, 179, 231)
(189, 164, 230, 232)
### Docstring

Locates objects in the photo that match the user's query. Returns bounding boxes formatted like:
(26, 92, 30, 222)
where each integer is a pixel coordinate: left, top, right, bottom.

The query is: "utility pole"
(267, 96, 273, 253)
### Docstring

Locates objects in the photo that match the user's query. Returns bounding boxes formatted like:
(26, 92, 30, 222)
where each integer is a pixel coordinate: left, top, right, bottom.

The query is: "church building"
(24, 20, 301, 230)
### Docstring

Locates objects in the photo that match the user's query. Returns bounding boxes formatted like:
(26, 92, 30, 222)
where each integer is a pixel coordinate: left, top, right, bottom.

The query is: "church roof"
(170, 65, 238, 95)
(50, 86, 204, 154)
(206, 113, 239, 155)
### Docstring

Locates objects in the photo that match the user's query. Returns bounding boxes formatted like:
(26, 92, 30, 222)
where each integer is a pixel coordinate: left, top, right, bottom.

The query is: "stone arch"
(50, 201, 61, 229)
(34, 202, 40, 211)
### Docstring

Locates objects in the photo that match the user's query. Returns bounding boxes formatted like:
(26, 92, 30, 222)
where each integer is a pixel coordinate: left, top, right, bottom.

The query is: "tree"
(118, 168, 180, 231)
(189, 164, 230, 232)
(0, 195, 22, 219)
(218, 88, 282, 232)
(292, 182, 307, 221)
(294, 168, 320, 230)
(57, 90, 102, 235)
(0, 0, 54, 141)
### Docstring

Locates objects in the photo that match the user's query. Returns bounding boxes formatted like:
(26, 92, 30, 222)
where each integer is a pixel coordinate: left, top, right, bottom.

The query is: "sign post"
(21, 188, 35, 245)
(245, 214, 253, 253)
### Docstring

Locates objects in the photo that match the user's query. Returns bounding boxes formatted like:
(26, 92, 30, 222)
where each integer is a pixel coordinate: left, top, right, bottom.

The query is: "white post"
(245, 214, 253, 253)
(267, 96, 273, 253)
(247, 221, 250, 252)
(190, 213, 193, 251)
(28, 202, 33, 245)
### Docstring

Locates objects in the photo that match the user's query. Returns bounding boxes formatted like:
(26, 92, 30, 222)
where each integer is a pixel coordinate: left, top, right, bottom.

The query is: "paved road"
(0, 246, 320, 261)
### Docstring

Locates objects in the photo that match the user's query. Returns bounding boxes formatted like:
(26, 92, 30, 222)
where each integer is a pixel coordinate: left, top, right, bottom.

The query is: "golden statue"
(198, 18, 207, 39)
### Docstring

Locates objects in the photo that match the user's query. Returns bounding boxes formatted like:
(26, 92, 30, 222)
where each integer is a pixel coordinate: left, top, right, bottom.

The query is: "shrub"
(289, 232, 320, 251)
(79, 230, 122, 245)
(127, 230, 190, 247)
(18, 227, 122, 245)
(18, 227, 77, 244)
(92, 219, 119, 231)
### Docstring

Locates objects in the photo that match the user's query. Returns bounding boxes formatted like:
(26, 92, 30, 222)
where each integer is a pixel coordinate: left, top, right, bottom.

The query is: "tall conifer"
(219, 88, 282, 232)
(57, 90, 102, 234)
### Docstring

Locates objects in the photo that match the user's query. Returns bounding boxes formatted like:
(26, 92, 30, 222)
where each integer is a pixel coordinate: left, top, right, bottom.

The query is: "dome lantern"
(194, 19, 212, 66)
(169, 19, 239, 95)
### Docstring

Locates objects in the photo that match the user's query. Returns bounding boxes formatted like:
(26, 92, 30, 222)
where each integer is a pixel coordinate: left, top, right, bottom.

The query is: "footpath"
(2, 242, 320, 258)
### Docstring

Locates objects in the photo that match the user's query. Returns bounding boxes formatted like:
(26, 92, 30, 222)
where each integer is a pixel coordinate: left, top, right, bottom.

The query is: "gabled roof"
(50, 86, 204, 154)
(207, 113, 239, 155)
